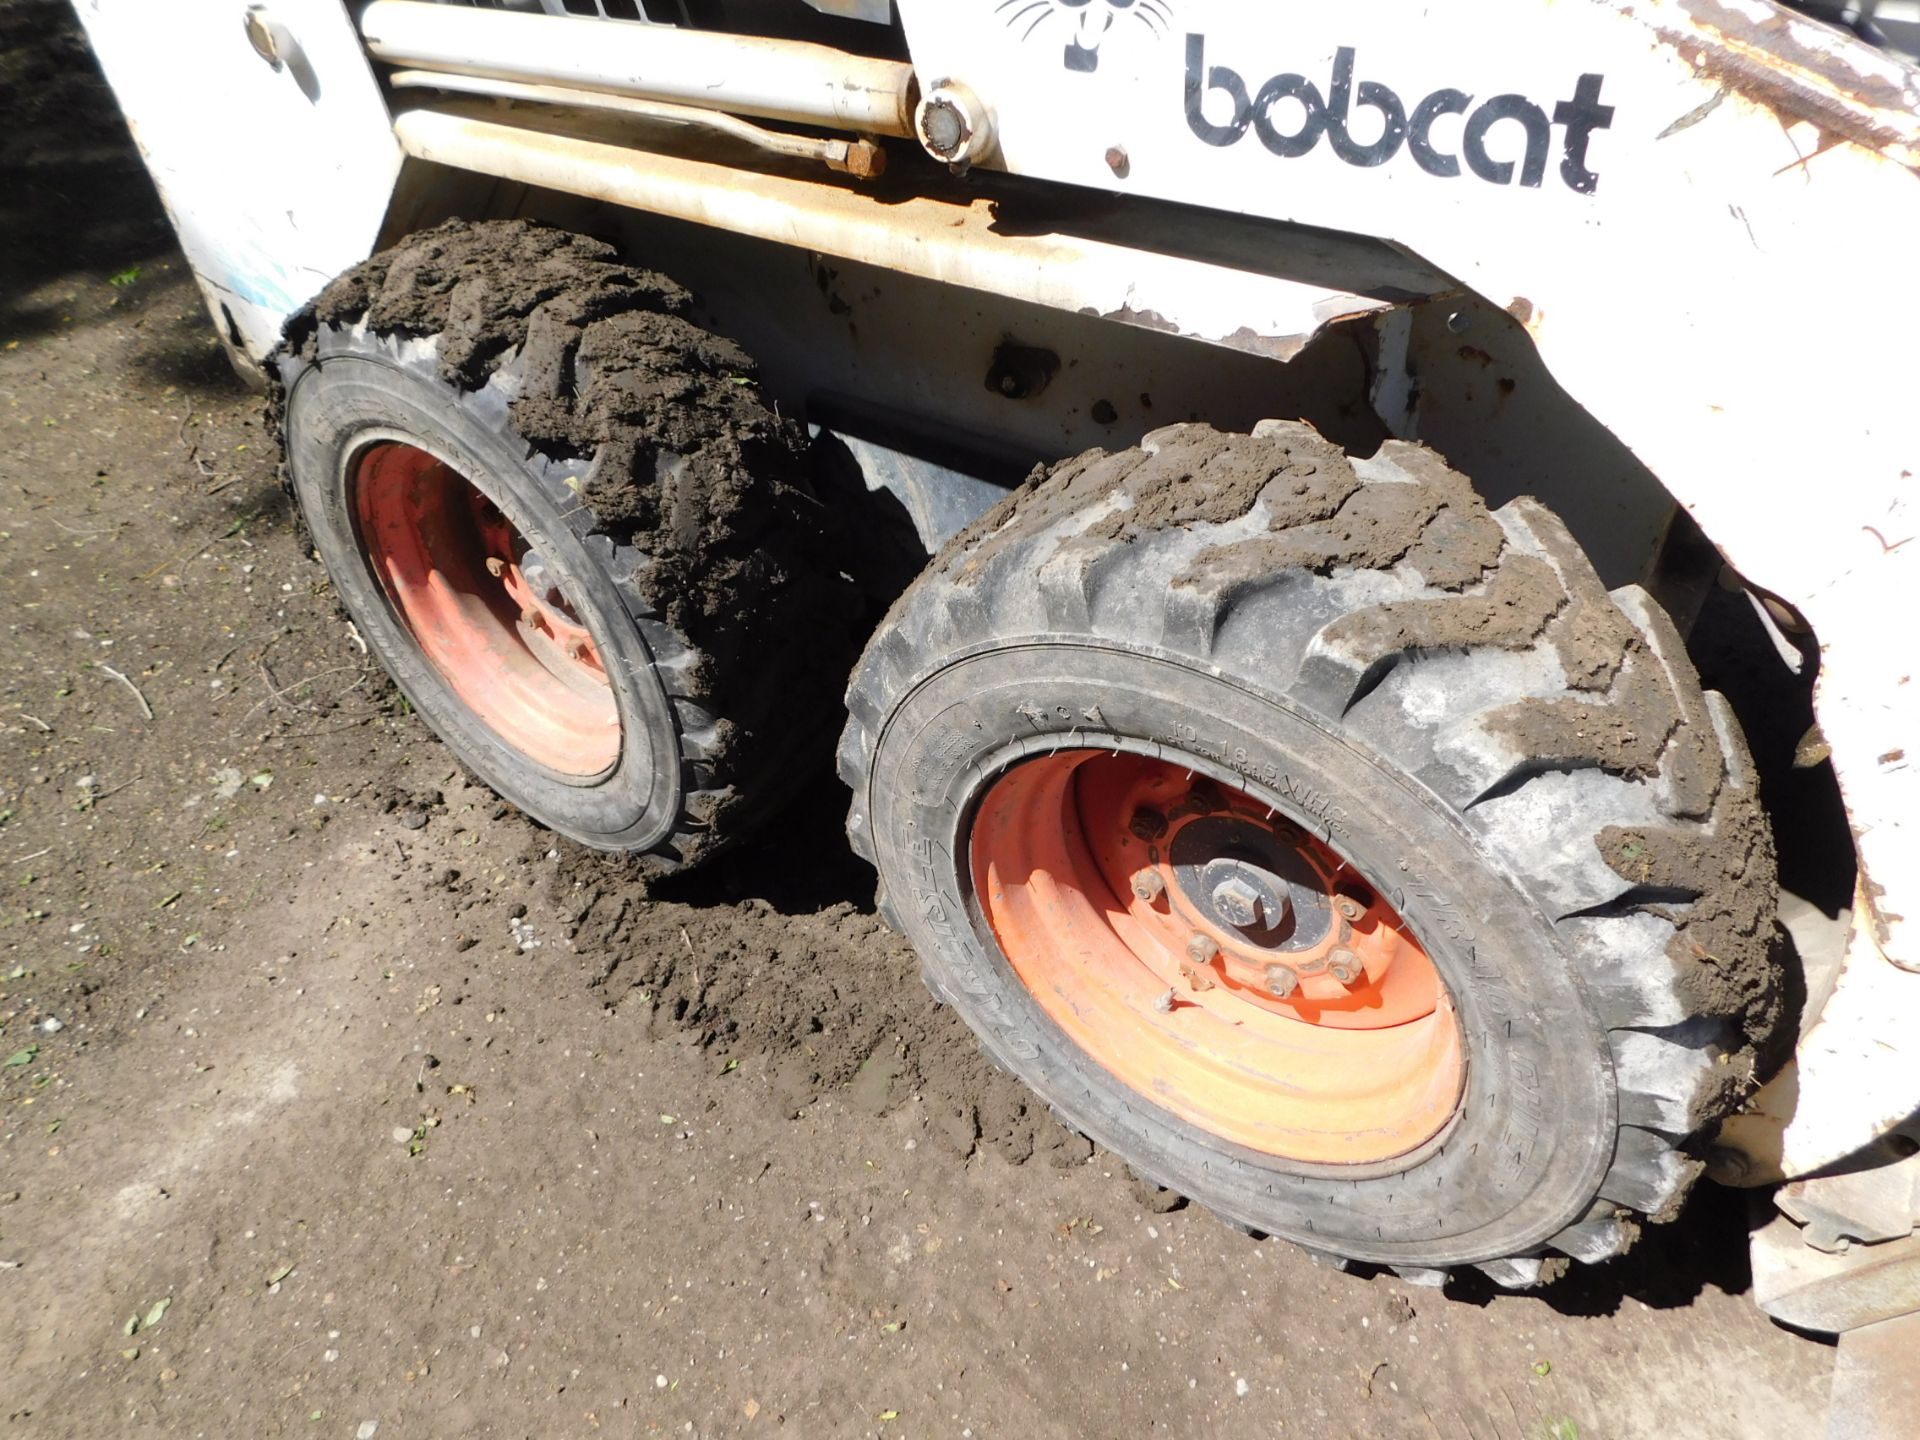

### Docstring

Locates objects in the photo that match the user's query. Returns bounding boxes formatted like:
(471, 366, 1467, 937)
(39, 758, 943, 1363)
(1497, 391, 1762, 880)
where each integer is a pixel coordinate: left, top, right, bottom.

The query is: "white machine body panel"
(71, 0, 403, 370)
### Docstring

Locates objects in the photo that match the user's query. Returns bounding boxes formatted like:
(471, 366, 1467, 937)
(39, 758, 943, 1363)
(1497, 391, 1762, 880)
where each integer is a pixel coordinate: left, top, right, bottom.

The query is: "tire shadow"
(1415, 1181, 1827, 1327)
(650, 769, 879, 917)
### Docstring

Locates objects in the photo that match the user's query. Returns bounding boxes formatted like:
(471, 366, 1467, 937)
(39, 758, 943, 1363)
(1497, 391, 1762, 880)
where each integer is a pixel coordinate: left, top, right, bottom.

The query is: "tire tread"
(843, 421, 1781, 1279)
(272, 219, 853, 866)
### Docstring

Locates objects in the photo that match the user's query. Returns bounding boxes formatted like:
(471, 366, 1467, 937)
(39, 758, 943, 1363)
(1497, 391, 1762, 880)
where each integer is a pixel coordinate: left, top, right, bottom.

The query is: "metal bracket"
(1779, 1152, 1920, 1254)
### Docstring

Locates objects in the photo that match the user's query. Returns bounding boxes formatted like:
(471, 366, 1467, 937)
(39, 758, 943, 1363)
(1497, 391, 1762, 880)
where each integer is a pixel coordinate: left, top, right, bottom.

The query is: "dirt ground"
(0, 5, 1838, 1437)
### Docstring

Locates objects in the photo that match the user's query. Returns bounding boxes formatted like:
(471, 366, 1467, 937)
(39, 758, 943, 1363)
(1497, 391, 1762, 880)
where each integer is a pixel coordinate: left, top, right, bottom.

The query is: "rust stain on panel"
(1661, 0, 1920, 169)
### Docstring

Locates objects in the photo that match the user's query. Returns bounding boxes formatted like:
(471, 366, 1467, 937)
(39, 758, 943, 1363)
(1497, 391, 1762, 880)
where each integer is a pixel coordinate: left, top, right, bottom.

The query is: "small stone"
(392, 1127, 414, 1144)
(398, 810, 428, 831)
(655, 1375, 668, 1390)
(357, 1423, 380, 1440)
(40, 1017, 62, 1034)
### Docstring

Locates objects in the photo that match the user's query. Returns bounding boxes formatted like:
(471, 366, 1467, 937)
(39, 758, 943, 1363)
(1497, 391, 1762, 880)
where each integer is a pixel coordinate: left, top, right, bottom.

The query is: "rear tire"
(273, 219, 853, 864)
(841, 421, 1782, 1282)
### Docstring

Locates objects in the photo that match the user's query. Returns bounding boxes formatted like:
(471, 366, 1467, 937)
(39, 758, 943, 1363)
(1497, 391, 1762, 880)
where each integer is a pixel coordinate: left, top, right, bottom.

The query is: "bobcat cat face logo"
(998, 0, 1172, 74)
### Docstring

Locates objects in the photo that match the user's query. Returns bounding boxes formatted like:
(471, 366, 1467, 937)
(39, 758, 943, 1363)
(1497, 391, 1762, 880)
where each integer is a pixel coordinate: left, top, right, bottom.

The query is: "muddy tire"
(272, 220, 852, 865)
(840, 421, 1782, 1282)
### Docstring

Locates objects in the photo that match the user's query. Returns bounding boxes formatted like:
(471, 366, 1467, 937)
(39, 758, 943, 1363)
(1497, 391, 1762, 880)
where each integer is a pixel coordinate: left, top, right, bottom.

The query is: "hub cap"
(970, 751, 1466, 1165)
(353, 442, 620, 777)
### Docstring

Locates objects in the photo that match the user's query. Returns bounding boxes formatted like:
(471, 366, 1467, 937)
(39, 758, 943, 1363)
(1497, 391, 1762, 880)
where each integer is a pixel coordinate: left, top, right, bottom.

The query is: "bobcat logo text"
(1185, 36, 1615, 194)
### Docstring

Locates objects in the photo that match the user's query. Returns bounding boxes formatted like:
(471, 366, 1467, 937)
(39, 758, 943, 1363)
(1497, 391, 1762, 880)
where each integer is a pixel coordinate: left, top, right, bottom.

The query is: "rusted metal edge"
(391, 105, 1407, 364)
(1653, 0, 1920, 168)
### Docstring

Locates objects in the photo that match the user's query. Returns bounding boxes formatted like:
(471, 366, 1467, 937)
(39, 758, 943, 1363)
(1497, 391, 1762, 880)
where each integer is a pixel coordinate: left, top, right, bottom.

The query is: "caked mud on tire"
(272, 219, 854, 864)
(841, 420, 1782, 1283)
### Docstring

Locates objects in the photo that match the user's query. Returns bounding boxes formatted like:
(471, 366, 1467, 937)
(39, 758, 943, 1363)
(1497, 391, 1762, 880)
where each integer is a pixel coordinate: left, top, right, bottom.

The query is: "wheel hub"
(1171, 817, 1330, 950)
(473, 500, 608, 697)
(970, 749, 1465, 1164)
(352, 441, 619, 777)
(1205, 869, 1284, 933)
(1153, 808, 1416, 1011)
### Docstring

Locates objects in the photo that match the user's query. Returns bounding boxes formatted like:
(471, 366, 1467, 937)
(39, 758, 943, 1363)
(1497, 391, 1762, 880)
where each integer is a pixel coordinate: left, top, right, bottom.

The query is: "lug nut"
(1335, 895, 1367, 923)
(1185, 933, 1218, 966)
(1328, 948, 1364, 986)
(1129, 807, 1169, 842)
(1186, 780, 1225, 814)
(1265, 965, 1300, 999)
(1131, 869, 1167, 904)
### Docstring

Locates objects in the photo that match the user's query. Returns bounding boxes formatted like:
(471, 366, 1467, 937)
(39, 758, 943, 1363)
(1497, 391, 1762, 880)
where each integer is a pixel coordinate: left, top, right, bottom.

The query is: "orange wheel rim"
(353, 441, 620, 777)
(970, 751, 1466, 1165)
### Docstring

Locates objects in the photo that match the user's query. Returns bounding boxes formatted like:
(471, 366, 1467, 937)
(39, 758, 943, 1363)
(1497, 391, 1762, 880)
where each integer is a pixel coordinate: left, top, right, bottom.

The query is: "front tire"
(274, 220, 852, 864)
(841, 422, 1782, 1283)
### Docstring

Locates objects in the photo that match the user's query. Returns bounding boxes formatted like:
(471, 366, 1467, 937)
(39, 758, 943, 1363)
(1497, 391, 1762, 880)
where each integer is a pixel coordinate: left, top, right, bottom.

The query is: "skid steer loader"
(70, 0, 1920, 1424)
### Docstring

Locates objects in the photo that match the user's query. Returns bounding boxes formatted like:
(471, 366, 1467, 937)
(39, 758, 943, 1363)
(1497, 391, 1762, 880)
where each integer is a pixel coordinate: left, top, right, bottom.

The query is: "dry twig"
(94, 662, 154, 721)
